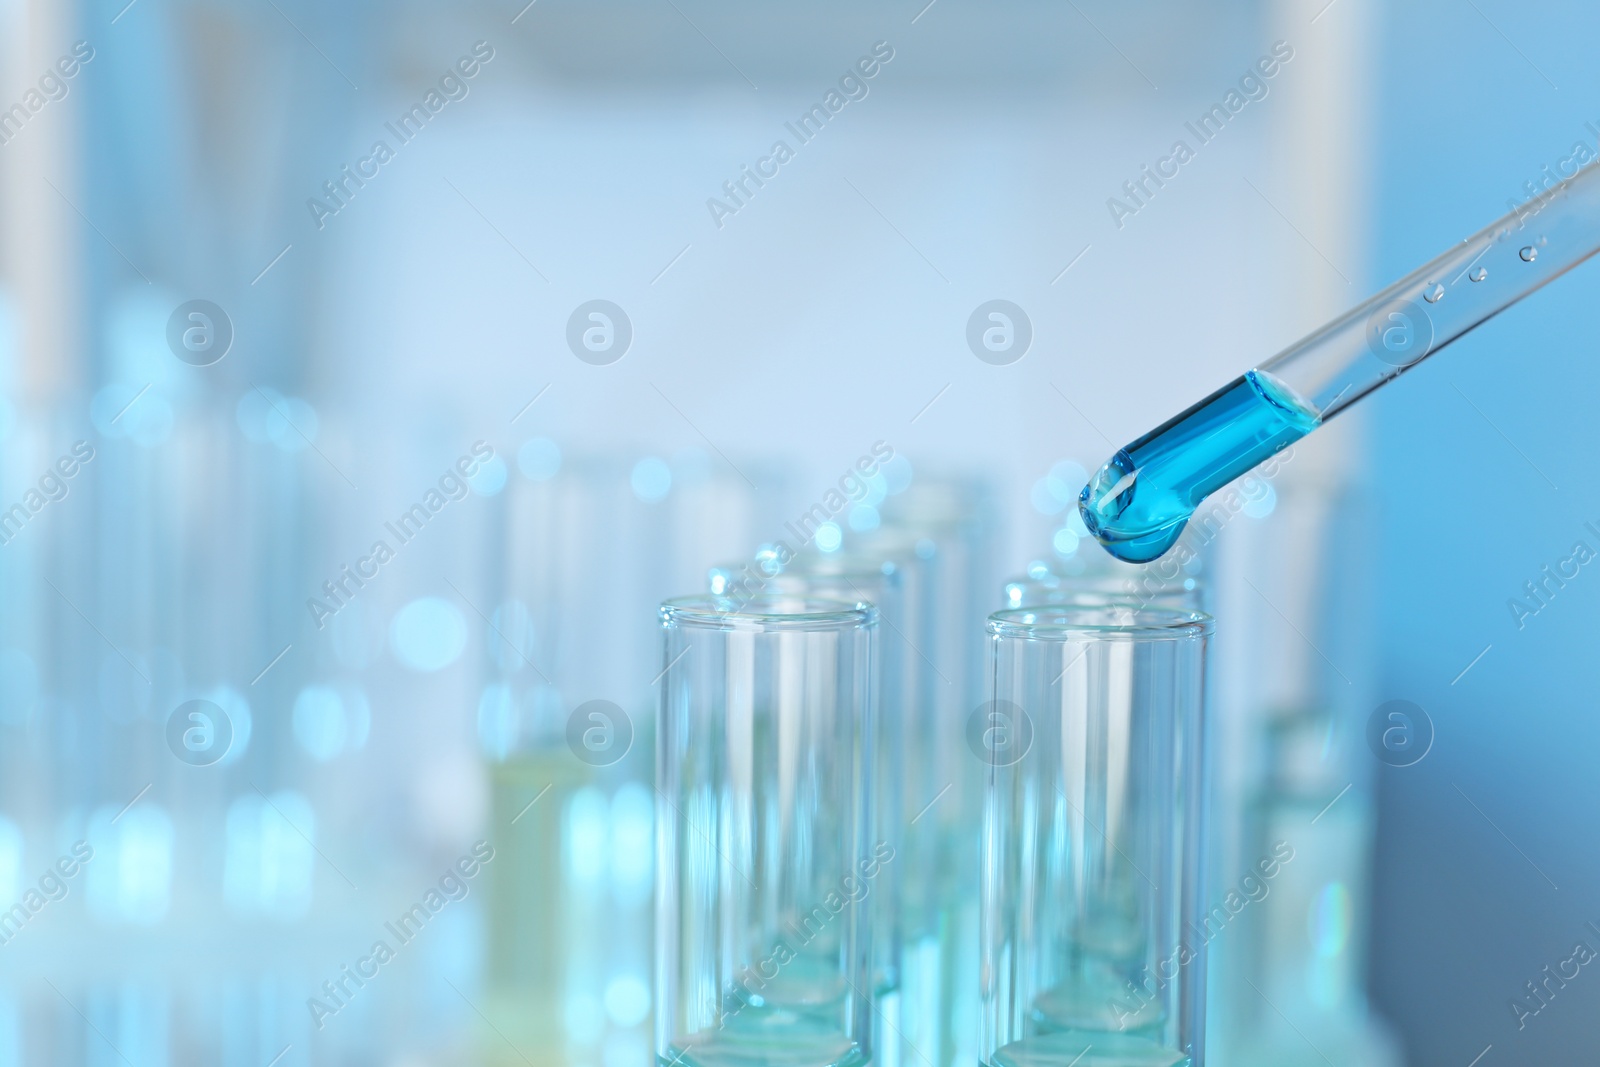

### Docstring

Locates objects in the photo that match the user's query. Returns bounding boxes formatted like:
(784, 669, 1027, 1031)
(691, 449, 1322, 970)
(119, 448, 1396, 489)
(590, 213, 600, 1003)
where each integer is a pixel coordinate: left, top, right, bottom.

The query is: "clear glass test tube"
(862, 476, 1014, 1067)
(803, 529, 957, 1067)
(981, 606, 1212, 1067)
(709, 553, 907, 1003)
(657, 595, 880, 1067)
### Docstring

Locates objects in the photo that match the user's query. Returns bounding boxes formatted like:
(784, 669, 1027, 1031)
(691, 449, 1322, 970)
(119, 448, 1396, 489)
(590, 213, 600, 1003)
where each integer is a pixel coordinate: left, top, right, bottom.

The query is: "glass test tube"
(1221, 477, 1398, 1067)
(1009, 576, 1240, 1067)
(709, 553, 906, 1003)
(858, 501, 992, 1067)
(815, 530, 949, 1067)
(477, 457, 593, 1058)
(981, 606, 1211, 1067)
(657, 595, 879, 1067)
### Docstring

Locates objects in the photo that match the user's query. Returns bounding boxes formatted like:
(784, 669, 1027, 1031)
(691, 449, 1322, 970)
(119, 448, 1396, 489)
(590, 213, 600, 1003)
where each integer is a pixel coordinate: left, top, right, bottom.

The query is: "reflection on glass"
(982, 606, 1211, 1067)
(656, 595, 878, 1067)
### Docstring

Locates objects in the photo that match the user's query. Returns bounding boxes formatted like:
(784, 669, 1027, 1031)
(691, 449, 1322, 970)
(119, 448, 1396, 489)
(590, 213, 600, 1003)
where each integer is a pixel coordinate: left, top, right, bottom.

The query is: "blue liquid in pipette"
(1078, 369, 1321, 563)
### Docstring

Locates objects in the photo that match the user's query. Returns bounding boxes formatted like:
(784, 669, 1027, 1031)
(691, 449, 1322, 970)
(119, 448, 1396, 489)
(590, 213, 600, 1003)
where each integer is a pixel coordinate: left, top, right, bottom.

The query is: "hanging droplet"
(1423, 284, 1445, 303)
(1469, 267, 1488, 282)
(1520, 246, 1537, 262)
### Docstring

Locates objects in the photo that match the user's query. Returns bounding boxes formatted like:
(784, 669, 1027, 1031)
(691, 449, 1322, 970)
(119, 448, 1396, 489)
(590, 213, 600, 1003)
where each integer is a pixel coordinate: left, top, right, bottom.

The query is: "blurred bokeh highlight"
(0, 0, 1597, 1064)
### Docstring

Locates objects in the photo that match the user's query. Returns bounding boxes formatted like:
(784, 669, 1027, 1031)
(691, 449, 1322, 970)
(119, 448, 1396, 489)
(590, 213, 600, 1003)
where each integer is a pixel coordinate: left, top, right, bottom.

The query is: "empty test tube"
(709, 552, 908, 1004)
(656, 595, 879, 1067)
(982, 605, 1212, 1067)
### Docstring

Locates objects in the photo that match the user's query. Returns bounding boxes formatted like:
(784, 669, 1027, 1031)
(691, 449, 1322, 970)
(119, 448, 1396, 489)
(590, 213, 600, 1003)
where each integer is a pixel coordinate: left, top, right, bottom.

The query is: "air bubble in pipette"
(1080, 157, 1600, 564)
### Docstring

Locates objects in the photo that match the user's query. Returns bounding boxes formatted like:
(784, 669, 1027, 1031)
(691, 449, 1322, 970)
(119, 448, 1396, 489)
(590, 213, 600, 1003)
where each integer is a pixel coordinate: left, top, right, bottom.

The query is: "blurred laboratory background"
(0, 0, 1597, 1063)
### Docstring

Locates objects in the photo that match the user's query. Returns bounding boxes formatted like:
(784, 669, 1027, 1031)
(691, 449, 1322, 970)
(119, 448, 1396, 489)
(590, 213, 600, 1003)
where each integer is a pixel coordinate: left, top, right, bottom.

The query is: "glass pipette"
(1080, 158, 1600, 563)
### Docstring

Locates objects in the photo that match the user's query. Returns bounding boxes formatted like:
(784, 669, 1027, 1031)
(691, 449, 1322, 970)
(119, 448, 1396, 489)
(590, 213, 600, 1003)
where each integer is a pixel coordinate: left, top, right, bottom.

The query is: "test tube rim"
(1002, 586, 1197, 612)
(661, 593, 878, 632)
(1003, 571, 1202, 596)
(987, 604, 1213, 641)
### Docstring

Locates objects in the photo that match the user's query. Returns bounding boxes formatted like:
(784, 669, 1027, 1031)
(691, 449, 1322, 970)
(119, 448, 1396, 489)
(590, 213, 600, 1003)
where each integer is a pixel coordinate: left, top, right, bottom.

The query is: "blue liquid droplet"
(1079, 370, 1321, 563)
